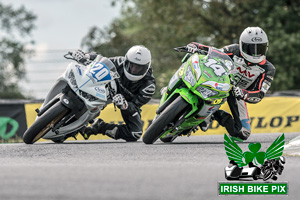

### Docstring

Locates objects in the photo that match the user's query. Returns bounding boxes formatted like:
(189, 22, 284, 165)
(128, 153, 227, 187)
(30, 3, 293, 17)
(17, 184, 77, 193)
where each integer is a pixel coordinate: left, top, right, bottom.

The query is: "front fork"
(158, 88, 201, 138)
(158, 87, 199, 118)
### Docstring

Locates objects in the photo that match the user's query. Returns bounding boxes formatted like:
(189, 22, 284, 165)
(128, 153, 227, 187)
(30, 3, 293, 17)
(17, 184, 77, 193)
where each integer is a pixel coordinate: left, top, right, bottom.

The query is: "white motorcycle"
(23, 53, 119, 144)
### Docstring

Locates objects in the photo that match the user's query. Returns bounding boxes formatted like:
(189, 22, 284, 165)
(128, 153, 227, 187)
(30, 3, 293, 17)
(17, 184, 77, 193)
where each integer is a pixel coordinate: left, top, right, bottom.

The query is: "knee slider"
(131, 131, 142, 140)
(240, 127, 251, 140)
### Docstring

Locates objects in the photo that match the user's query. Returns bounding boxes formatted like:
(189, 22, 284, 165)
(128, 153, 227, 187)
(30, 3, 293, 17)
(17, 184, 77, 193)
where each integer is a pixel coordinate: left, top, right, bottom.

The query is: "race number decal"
(213, 99, 223, 104)
(204, 59, 226, 76)
(90, 62, 111, 82)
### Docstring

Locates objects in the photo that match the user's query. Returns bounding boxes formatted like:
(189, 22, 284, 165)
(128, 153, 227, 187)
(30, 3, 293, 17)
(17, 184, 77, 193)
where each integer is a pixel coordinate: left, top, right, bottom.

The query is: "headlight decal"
(168, 69, 180, 90)
(183, 65, 196, 87)
(68, 70, 78, 89)
(196, 86, 219, 99)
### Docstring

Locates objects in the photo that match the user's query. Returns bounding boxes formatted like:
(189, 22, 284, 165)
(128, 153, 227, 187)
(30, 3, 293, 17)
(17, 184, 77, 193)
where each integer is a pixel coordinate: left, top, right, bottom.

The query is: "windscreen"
(98, 57, 120, 79)
(207, 47, 236, 74)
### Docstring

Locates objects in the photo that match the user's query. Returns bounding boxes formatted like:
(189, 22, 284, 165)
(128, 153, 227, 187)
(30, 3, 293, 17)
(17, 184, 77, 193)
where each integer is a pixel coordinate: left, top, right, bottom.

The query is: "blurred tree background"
(0, 0, 299, 99)
(81, 0, 300, 98)
(0, 2, 36, 98)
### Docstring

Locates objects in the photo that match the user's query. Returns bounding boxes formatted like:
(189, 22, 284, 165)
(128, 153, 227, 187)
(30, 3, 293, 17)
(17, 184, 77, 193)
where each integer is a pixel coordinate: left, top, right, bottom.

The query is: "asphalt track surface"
(0, 133, 299, 200)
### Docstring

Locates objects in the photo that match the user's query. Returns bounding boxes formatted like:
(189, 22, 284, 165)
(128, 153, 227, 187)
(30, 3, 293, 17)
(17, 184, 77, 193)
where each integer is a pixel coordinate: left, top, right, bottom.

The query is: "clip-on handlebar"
(173, 46, 208, 55)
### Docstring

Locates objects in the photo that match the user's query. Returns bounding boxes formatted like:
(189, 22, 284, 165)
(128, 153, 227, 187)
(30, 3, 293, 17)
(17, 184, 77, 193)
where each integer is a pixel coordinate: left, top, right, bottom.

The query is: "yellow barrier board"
(24, 97, 300, 141)
(206, 96, 300, 135)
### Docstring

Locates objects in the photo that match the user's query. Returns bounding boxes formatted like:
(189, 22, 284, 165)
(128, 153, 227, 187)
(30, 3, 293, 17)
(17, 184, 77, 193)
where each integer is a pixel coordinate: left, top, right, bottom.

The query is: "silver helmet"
(239, 27, 268, 63)
(124, 45, 151, 81)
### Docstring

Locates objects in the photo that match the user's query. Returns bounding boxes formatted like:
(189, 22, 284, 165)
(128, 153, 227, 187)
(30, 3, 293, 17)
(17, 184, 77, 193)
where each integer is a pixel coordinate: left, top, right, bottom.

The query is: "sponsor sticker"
(94, 87, 106, 93)
(251, 37, 263, 42)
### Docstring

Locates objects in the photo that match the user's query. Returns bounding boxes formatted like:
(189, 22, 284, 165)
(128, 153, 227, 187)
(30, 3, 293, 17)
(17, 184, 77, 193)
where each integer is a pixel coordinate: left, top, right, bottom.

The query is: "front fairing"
(166, 48, 234, 107)
(64, 58, 119, 108)
(182, 47, 235, 103)
(42, 58, 119, 140)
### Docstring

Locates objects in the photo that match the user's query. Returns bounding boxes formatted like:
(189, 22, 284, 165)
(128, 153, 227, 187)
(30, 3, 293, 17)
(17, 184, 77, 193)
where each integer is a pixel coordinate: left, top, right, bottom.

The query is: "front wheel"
(142, 96, 189, 144)
(160, 128, 193, 143)
(160, 135, 178, 143)
(23, 102, 69, 144)
(262, 170, 274, 181)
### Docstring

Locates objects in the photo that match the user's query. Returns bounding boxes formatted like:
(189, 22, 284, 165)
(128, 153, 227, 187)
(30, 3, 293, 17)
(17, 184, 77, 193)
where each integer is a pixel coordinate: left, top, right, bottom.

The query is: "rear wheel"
(142, 96, 189, 144)
(23, 102, 69, 144)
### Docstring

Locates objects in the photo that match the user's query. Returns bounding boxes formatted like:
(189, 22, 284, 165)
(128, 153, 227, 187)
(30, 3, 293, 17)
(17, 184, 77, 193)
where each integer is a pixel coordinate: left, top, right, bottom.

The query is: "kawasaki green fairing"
(158, 47, 235, 138)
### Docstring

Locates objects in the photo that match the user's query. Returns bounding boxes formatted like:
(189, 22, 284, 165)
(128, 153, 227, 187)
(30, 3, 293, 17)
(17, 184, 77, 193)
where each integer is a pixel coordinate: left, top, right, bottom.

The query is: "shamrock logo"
(224, 134, 285, 167)
(243, 143, 266, 165)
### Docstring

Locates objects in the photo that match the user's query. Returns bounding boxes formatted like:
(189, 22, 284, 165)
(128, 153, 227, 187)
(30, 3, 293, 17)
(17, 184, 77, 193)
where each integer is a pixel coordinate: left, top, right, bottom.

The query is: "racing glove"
(112, 94, 128, 110)
(233, 86, 249, 101)
(186, 43, 198, 53)
(187, 42, 210, 54)
(71, 49, 91, 65)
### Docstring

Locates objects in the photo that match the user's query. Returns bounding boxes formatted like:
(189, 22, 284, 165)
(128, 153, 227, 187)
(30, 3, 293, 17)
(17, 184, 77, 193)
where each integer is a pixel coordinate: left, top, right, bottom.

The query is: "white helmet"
(124, 45, 151, 81)
(239, 27, 268, 63)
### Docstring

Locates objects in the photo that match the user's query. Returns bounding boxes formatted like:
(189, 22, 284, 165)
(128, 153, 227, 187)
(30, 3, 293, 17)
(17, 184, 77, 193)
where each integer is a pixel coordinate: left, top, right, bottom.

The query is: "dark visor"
(242, 42, 268, 56)
(126, 62, 149, 75)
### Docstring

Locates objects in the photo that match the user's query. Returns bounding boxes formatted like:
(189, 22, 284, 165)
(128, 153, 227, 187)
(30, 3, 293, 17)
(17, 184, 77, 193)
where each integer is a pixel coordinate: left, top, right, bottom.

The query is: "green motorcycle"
(142, 45, 236, 144)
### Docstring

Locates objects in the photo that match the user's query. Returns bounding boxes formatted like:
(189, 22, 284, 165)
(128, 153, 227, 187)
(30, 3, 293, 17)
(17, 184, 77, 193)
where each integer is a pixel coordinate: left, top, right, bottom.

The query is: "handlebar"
(174, 46, 208, 55)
